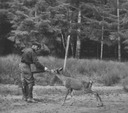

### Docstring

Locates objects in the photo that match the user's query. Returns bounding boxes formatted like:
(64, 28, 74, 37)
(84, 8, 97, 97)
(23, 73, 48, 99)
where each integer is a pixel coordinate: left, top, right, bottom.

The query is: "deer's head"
(82, 80, 93, 89)
(53, 67, 63, 74)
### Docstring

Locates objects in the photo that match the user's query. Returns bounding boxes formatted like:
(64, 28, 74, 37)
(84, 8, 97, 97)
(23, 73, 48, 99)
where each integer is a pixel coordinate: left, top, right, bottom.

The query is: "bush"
(0, 55, 128, 86)
(0, 54, 21, 84)
(122, 77, 128, 92)
(98, 69, 120, 86)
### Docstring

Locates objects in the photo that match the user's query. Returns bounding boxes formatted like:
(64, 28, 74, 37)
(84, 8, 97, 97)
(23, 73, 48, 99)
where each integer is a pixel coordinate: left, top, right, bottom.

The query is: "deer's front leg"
(62, 88, 70, 106)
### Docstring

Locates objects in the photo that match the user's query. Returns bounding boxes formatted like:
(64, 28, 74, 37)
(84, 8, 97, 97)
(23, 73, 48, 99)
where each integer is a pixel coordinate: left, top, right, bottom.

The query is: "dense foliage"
(0, 0, 128, 60)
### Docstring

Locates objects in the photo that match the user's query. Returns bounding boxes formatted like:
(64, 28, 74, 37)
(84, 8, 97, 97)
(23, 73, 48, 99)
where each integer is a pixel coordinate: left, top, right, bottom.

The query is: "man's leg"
(21, 80, 28, 101)
(20, 63, 31, 101)
(27, 83, 36, 102)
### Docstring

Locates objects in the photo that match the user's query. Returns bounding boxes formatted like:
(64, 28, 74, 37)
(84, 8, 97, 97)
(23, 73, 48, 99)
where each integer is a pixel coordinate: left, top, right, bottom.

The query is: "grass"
(0, 54, 128, 86)
(0, 54, 21, 84)
(0, 84, 21, 96)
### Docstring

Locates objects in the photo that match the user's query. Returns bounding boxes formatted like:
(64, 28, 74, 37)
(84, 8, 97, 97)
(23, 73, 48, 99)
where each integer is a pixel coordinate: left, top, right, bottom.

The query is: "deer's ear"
(59, 67, 63, 71)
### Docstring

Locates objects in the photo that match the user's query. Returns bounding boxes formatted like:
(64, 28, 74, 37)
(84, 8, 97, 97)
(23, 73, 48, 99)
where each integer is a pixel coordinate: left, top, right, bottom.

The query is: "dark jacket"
(21, 48, 45, 72)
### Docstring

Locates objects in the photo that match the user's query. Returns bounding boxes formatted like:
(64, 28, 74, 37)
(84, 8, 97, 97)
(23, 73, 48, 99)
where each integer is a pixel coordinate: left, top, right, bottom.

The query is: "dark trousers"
(19, 62, 34, 99)
(22, 80, 34, 99)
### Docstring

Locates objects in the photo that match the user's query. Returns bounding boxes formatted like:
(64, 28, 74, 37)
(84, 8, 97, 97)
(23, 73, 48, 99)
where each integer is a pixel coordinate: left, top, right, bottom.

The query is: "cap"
(32, 42, 41, 48)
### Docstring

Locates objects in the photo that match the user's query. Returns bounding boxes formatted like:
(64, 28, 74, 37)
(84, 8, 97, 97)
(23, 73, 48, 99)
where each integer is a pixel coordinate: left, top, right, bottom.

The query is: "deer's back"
(64, 77, 83, 90)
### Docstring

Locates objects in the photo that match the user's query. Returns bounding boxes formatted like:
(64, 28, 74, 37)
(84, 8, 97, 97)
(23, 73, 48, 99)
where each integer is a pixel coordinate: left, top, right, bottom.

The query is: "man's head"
(31, 42, 41, 51)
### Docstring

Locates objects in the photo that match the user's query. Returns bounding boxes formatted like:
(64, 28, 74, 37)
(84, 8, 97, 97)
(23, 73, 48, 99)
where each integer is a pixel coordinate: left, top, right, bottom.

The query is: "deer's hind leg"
(84, 89, 103, 107)
(92, 91, 103, 107)
(69, 88, 73, 97)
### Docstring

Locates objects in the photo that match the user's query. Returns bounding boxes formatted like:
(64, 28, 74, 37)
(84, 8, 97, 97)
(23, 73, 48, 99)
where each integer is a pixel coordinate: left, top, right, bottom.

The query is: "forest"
(0, 0, 128, 60)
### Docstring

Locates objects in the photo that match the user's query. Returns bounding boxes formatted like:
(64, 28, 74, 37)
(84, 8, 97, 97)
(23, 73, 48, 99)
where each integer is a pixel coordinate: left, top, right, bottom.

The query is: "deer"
(52, 68, 104, 107)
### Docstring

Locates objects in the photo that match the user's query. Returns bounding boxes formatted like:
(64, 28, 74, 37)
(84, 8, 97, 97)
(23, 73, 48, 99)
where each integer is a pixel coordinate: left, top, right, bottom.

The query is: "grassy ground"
(1, 55, 128, 113)
(0, 84, 128, 113)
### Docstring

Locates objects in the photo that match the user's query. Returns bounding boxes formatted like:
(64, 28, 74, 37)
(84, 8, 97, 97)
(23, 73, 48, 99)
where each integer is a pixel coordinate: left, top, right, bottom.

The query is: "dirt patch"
(0, 85, 128, 113)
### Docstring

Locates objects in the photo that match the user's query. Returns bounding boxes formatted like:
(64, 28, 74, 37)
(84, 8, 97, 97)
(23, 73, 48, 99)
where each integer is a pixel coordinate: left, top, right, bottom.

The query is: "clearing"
(0, 84, 128, 113)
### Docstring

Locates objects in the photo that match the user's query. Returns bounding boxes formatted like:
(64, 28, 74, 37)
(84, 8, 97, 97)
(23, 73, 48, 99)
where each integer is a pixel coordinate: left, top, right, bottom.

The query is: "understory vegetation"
(0, 54, 128, 86)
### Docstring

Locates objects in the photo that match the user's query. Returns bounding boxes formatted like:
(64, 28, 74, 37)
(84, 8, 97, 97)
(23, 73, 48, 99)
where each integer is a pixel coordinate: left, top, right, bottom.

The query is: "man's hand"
(44, 67, 50, 72)
(44, 67, 48, 71)
(44, 67, 54, 73)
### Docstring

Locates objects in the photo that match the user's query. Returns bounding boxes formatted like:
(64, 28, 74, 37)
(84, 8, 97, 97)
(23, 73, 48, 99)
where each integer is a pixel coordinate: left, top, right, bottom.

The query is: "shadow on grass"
(34, 97, 59, 104)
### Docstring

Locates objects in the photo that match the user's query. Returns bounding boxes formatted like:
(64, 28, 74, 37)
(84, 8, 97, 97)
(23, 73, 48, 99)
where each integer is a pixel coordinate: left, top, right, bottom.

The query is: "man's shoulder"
(22, 48, 33, 53)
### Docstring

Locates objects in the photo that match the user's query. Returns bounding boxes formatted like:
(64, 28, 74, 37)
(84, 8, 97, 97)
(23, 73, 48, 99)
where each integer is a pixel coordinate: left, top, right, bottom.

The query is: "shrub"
(0, 55, 128, 86)
(98, 69, 121, 86)
(0, 54, 21, 84)
(122, 77, 128, 92)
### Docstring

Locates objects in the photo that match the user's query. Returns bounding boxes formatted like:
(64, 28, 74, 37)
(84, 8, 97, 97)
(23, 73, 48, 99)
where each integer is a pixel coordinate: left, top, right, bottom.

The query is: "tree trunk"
(63, 35, 70, 71)
(117, 0, 121, 61)
(100, 21, 104, 60)
(60, 31, 66, 51)
(75, 9, 81, 59)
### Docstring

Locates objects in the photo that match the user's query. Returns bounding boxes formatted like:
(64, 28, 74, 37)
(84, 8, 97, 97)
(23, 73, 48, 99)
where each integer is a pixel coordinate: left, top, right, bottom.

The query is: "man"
(19, 42, 51, 102)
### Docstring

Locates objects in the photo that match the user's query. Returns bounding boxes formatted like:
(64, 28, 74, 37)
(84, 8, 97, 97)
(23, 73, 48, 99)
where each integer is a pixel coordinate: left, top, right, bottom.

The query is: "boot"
(21, 81, 29, 101)
(27, 84, 36, 103)
(27, 98, 36, 103)
(22, 96, 27, 101)
(21, 86, 28, 101)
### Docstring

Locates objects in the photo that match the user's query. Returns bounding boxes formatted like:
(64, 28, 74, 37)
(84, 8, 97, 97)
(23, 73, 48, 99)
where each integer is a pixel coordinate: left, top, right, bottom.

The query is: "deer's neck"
(56, 74, 67, 83)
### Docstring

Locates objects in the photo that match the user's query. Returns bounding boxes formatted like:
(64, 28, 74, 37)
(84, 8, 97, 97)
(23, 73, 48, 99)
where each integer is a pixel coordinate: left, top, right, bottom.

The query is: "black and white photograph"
(1, 0, 128, 113)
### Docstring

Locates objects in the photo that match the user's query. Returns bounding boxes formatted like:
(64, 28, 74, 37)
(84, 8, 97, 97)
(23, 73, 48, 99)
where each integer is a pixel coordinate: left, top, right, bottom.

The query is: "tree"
(107, 0, 128, 61)
(1, 0, 128, 59)
(8, 0, 53, 49)
(67, 0, 112, 59)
